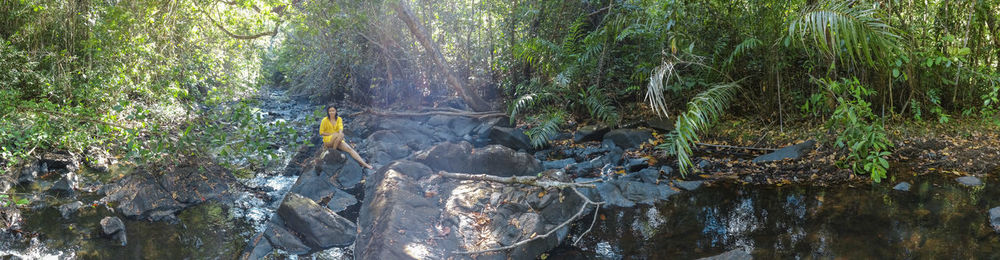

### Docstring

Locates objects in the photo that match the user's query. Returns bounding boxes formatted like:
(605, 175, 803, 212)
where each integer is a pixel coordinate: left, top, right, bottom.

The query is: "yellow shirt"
(320, 116, 343, 143)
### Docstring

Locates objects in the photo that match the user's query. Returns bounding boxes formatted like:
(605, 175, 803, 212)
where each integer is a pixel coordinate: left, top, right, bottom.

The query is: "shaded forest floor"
(566, 116, 1000, 187)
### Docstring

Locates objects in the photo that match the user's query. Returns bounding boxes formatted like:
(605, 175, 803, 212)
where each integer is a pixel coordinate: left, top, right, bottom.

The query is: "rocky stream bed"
(4, 88, 1000, 259)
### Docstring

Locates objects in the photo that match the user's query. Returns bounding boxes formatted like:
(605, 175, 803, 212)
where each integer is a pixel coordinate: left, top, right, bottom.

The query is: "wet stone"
(100, 216, 127, 246)
(626, 168, 660, 184)
(660, 165, 674, 176)
(543, 158, 576, 170)
(595, 181, 634, 208)
(59, 201, 84, 219)
(47, 172, 77, 197)
(697, 247, 753, 260)
(674, 180, 703, 191)
(626, 158, 649, 172)
(893, 182, 912, 191)
(264, 218, 311, 255)
(17, 163, 39, 185)
(989, 207, 1000, 233)
(956, 176, 984, 187)
(325, 188, 358, 213)
(752, 140, 816, 163)
(574, 124, 610, 143)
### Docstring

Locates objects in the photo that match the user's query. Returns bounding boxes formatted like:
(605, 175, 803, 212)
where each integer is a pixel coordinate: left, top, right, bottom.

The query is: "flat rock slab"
(674, 180, 704, 191)
(957, 176, 984, 187)
(752, 140, 816, 163)
(277, 193, 357, 249)
(697, 248, 752, 260)
(413, 142, 542, 177)
(893, 182, 911, 191)
(573, 125, 610, 143)
(357, 160, 583, 260)
(101, 160, 236, 222)
(603, 129, 653, 149)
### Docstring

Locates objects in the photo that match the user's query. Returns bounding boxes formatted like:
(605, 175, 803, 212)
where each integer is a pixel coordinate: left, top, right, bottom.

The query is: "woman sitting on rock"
(320, 105, 374, 169)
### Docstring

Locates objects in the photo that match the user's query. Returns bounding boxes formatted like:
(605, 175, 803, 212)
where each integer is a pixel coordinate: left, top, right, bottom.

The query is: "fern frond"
(787, 0, 899, 67)
(525, 110, 566, 148)
(583, 86, 620, 126)
(658, 83, 741, 176)
(509, 92, 555, 124)
(646, 61, 675, 117)
(726, 37, 762, 66)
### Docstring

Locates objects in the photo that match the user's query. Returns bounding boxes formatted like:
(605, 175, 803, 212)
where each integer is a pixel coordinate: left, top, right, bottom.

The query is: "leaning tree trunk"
(392, 1, 491, 112)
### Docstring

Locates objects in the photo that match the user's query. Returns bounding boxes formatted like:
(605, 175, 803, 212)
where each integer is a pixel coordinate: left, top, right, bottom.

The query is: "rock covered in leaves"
(358, 144, 584, 260)
(100, 159, 236, 222)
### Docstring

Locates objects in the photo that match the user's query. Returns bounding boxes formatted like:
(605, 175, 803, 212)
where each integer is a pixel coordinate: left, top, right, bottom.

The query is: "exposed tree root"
(437, 171, 604, 255)
(351, 108, 506, 119)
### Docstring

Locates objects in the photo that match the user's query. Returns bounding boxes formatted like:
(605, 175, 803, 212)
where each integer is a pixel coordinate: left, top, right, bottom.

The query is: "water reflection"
(578, 175, 1000, 259)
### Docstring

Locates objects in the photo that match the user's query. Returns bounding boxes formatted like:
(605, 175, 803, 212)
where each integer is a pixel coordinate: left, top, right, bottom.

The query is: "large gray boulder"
(101, 160, 236, 222)
(489, 126, 533, 151)
(574, 124, 610, 143)
(357, 159, 584, 260)
(752, 140, 816, 163)
(412, 141, 474, 172)
(277, 193, 357, 249)
(603, 129, 653, 149)
(413, 142, 542, 177)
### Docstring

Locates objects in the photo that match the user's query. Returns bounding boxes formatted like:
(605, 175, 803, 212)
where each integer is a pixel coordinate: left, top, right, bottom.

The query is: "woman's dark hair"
(325, 105, 337, 119)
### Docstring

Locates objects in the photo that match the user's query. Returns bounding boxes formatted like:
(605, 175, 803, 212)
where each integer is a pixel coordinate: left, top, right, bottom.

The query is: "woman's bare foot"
(362, 163, 374, 169)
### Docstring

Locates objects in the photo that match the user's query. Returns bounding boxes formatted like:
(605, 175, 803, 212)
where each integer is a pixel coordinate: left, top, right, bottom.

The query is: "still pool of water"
(576, 174, 1000, 259)
(1, 202, 251, 259)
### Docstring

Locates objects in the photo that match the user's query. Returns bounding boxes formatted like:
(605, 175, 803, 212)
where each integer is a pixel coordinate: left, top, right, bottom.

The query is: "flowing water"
(575, 172, 1000, 259)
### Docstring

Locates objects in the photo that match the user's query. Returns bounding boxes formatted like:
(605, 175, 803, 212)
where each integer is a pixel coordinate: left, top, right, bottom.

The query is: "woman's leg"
(338, 140, 373, 169)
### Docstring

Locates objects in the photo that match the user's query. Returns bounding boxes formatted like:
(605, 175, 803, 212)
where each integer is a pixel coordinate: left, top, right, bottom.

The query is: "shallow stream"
(576, 172, 1000, 259)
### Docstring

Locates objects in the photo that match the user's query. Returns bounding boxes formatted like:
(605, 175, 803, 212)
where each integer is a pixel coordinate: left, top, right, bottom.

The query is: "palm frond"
(525, 110, 566, 148)
(658, 83, 741, 176)
(787, 0, 899, 67)
(646, 61, 676, 117)
(726, 37, 762, 66)
(509, 92, 554, 124)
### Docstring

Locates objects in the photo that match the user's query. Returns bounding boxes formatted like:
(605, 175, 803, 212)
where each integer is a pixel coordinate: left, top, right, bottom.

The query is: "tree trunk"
(392, 1, 491, 112)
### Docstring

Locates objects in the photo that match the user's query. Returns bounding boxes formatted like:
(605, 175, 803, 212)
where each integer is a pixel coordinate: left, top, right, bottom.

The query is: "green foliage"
(524, 110, 566, 148)
(0, 0, 281, 175)
(0, 194, 29, 208)
(821, 78, 892, 182)
(659, 83, 741, 176)
(787, 0, 899, 67)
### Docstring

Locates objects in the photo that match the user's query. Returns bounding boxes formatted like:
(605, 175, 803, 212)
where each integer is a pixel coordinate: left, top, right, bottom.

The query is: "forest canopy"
(2, 0, 999, 182)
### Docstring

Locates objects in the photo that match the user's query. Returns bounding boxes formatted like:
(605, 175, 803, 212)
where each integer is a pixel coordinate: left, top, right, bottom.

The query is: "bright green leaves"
(0, 194, 29, 207)
(820, 78, 893, 183)
(787, 0, 900, 68)
(658, 83, 741, 177)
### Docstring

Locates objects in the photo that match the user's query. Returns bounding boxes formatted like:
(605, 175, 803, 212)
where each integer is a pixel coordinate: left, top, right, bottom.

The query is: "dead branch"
(351, 108, 506, 119)
(695, 142, 778, 151)
(437, 171, 596, 189)
(438, 171, 605, 255)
